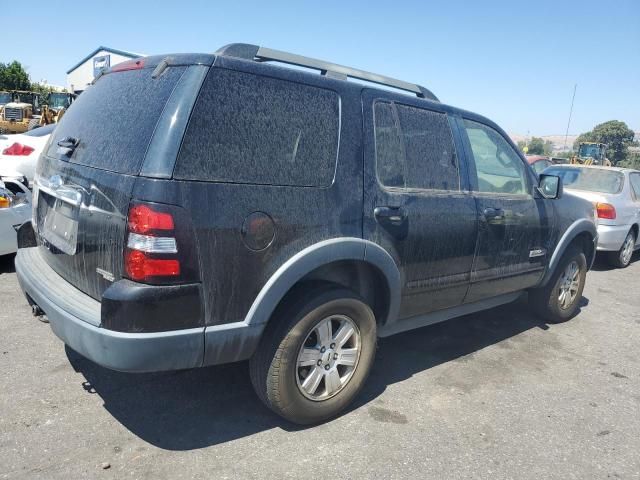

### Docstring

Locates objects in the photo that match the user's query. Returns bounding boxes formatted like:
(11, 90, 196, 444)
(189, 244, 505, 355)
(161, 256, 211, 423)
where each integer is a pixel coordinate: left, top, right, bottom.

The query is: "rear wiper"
(152, 56, 173, 79)
(57, 137, 79, 149)
(56, 137, 80, 158)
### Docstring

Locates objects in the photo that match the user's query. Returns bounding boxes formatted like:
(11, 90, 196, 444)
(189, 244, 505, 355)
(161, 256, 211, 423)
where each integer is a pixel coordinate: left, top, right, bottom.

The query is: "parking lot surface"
(1, 253, 639, 479)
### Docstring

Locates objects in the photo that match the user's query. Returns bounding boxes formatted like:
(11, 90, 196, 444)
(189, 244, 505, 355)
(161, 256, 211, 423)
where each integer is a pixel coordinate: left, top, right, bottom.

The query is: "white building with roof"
(66, 46, 144, 93)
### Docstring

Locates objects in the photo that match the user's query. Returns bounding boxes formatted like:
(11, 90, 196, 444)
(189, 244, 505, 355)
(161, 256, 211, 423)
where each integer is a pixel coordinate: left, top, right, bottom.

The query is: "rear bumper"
(596, 224, 630, 252)
(15, 247, 262, 372)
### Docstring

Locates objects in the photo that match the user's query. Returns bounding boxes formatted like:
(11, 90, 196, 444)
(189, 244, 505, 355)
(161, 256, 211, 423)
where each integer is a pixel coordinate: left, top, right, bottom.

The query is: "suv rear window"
(374, 101, 460, 191)
(46, 66, 187, 175)
(174, 68, 340, 187)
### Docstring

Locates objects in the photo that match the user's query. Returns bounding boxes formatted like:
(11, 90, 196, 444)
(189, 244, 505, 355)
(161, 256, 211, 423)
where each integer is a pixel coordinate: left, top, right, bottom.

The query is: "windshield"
(47, 66, 187, 175)
(14, 92, 35, 105)
(546, 167, 624, 194)
(48, 93, 71, 109)
(578, 144, 602, 159)
(0, 92, 10, 104)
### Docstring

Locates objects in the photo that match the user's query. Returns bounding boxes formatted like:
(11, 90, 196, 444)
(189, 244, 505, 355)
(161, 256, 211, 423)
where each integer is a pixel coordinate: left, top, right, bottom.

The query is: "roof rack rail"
(215, 43, 439, 102)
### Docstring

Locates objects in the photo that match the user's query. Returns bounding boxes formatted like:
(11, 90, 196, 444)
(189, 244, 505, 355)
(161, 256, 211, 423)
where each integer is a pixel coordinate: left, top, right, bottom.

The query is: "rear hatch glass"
(36, 64, 189, 301)
(46, 65, 186, 174)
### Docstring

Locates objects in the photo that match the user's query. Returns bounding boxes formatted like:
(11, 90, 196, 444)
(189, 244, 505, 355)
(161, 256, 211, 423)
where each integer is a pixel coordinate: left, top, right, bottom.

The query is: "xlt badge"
(96, 268, 115, 282)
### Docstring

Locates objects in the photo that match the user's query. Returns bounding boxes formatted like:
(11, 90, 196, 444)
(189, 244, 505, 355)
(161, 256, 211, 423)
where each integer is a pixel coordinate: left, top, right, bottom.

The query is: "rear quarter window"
(174, 68, 340, 187)
(630, 173, 640, 199)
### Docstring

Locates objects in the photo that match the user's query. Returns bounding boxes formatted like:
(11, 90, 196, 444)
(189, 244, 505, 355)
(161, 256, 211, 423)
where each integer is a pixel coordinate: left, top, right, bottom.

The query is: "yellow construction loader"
(0, 91, 42, 134)
(38, 92, 76, 126)
(570, 142, 612, 166)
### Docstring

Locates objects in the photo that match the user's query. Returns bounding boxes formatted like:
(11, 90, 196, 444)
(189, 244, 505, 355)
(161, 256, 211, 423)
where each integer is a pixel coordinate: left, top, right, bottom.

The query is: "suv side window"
(374, 101, 460, 191)
(175, 68, 340, 187)
(630, 173, 640, 201)
(463, 119, 528, 195)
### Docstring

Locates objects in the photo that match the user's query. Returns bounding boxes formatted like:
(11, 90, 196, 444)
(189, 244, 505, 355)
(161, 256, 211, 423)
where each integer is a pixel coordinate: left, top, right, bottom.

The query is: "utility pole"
(563, 84, 577, 151)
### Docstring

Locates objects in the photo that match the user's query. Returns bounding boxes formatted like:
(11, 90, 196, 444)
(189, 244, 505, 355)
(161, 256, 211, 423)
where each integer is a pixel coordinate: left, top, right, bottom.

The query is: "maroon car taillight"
(124, 201, 199, 284)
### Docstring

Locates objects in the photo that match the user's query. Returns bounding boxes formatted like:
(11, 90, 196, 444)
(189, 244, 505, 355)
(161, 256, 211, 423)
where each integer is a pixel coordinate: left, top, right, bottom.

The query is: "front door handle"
(483, 207, 505, 222)
(374, 206, 407, 225)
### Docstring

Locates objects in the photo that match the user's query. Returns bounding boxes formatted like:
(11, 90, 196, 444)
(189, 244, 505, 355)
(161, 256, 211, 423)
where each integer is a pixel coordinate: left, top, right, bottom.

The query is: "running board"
(378, 292, 522, 337)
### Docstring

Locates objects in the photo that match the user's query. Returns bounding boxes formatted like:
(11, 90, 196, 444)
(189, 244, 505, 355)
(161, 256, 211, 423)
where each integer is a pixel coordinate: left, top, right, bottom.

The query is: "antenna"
(563, 84, 577, 151)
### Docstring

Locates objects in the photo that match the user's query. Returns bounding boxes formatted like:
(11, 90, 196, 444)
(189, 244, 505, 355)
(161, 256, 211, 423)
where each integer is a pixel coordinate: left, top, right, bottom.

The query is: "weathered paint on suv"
(16, 44, 597, 424)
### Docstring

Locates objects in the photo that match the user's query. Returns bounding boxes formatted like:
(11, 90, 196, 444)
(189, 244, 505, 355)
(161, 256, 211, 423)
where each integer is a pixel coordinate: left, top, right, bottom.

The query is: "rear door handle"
(374, 206, 407, 225)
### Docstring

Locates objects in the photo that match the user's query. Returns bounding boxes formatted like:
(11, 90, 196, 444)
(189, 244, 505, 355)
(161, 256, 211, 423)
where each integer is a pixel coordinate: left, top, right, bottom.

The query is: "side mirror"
(537, 174, 563, 199)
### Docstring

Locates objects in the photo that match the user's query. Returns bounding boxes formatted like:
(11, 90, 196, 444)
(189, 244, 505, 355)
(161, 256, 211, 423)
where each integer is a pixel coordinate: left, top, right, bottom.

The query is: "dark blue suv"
(16, 44, 597, 424)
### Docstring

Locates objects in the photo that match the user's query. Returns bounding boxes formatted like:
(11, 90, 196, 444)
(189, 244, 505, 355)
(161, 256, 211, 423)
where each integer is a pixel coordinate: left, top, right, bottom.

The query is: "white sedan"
(0, 177, 32, 256)
(544, 165, 640, 268)
(0, 124, 55, 186)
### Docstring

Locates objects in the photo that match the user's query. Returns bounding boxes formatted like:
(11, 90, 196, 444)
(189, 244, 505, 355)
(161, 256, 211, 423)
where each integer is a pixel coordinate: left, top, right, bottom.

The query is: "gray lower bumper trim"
(16, 247, 205, 373)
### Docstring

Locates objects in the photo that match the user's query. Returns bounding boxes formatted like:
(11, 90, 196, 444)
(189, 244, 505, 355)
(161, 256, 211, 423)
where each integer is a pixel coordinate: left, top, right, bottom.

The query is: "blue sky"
(4, 0, 639, 136)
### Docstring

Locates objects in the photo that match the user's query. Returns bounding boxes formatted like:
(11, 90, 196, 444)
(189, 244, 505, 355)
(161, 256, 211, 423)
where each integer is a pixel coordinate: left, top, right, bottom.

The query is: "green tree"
(619, 150, 640, 169)
(0, 61, 30, 90)
(527, 137, 545, 155)
(574, 120, 635, 165)
(554, 150, 574, 159)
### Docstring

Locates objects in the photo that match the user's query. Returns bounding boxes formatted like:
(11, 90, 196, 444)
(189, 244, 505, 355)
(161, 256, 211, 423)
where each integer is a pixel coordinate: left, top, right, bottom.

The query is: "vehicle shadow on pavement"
(0, 254, 16, 274)
(65, 295, 585, 451)
(590, 251, 640, 272)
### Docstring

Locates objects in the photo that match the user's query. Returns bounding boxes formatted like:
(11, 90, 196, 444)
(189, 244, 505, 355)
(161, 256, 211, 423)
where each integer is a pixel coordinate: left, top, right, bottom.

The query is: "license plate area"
(39, 193, 79, 255)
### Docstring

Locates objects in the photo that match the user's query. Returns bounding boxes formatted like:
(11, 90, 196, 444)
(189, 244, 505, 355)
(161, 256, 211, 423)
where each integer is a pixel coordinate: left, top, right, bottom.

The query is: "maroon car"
(526, 155, 553, 175)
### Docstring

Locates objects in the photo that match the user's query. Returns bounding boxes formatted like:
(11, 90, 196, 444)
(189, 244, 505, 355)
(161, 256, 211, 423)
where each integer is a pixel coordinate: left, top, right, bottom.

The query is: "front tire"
(250, 287, 377, 425)
(529, 245, 587, 323)
(607, 230, 636, 268)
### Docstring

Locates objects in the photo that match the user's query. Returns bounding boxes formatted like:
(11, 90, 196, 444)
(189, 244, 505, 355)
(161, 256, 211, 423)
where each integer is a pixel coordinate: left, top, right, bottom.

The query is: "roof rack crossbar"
(215, 43, 439, 102)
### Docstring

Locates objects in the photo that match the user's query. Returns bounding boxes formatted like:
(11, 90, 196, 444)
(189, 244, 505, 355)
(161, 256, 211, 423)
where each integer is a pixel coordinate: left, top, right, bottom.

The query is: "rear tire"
(607, 230, 636, 268)
(250, 287, 377, 425)
(529, 245, 587, 323)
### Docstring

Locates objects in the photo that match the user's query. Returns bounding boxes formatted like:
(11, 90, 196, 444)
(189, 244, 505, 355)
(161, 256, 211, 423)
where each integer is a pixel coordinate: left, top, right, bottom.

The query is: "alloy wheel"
(621, 234, 635, 266)
(295, 314, 361, 401)
(558, 260, 580, 310)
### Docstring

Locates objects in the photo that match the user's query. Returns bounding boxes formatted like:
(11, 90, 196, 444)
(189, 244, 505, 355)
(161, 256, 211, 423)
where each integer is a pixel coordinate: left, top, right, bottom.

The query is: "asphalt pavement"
(1, 253, 639, 479)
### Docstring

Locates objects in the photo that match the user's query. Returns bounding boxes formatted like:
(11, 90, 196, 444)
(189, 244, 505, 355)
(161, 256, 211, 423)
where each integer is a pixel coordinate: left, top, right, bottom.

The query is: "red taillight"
(2, 142, 35, 156)
(128, 204, 174, 234)
(125, 202, 180, 283)
(124, 249, 180, 281)
(596, 202, 616, 220)
(111, 58, 145, 72)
